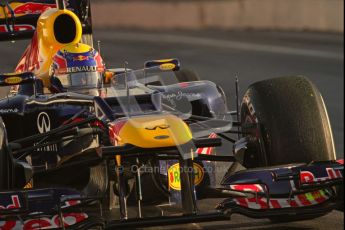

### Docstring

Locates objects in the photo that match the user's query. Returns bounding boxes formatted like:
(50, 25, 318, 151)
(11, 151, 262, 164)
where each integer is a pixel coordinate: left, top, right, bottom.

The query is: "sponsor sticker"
(0, 195, 21, 210)
(0, 213, 88, 229)
(159, 63, 176, 71)
(66, 66, 97, 73)
(37, 112, 51, 133)
(168, 163, 204, 190)
(73, 55, 90, 61)
(4, 76, 22, 84)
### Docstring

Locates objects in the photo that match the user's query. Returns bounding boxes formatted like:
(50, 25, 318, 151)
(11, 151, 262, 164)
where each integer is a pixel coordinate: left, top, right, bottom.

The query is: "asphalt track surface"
(0, 29, 343, 229)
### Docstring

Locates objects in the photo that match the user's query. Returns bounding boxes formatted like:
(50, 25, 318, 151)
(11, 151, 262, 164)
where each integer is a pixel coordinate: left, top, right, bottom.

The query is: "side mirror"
(103, 71, 115, 84)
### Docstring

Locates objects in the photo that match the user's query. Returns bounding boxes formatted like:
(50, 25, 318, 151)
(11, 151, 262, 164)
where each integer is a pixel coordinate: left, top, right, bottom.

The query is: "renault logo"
(37, 112, 50, 133)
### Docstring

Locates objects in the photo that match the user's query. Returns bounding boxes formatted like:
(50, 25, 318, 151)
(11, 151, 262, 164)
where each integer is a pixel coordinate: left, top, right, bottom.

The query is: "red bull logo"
(73, 55, 89, 61)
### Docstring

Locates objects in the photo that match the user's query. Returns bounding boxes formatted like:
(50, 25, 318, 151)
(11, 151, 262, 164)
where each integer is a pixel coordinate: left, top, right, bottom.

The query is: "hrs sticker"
(168, 163, 204, 190)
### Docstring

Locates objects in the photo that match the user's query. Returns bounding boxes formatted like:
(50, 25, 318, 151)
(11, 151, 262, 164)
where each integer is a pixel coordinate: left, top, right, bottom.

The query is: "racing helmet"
(50, 43, 105, 93)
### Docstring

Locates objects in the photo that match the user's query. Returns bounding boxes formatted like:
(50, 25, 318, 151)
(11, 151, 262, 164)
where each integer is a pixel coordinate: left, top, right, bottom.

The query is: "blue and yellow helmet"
(51, 43, 105, 91)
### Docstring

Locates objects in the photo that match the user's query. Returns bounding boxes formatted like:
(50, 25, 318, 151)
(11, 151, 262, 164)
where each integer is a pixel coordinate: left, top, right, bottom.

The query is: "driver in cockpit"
(15, 42, 108, 96)
(48, 43, 106, 96)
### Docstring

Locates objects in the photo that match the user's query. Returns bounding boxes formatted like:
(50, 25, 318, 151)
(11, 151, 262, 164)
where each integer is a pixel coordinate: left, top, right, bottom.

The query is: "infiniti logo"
(37, 112, 50, 133)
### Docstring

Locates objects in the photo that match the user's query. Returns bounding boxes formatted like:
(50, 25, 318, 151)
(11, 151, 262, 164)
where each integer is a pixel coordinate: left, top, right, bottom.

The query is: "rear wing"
(0, 72, 35, 86)
(0, 0, 92, 41)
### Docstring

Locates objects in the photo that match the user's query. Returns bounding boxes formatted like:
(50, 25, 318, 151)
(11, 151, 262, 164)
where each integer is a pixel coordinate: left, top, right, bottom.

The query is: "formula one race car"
(0, 69, 343, 228)
(0, 0, 343, 229)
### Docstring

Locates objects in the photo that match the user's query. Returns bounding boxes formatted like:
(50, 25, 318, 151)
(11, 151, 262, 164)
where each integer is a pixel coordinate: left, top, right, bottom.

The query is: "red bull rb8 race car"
(0, 0, 344, 229)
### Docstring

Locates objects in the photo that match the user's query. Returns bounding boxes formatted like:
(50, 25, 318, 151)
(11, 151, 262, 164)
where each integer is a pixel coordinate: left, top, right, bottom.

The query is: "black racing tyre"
(128, 172, 168, 205)
(175, 69, 200, 82)
(241, 76, 335, 167)
(82, 161, 109, 197)
(0, 117, 11, 189)
(34, 160, 112, 211)
(82, 161, 114, 212)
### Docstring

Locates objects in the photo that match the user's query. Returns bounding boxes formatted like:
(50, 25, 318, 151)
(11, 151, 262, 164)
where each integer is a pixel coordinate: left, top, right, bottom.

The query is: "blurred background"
(92, 0, 344, 32)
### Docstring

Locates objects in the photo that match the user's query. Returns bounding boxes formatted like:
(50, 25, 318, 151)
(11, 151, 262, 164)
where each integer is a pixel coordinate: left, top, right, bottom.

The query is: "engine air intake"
(54, 14, 77, 44)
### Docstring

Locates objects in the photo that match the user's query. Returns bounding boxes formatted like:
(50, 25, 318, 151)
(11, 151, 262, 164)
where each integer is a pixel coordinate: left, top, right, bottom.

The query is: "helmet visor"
(56, 71, 101, 89)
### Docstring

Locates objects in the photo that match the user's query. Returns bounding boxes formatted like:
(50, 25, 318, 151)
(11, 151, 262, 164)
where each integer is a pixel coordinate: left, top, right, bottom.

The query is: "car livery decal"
(229, 184, 332, 209)
(300, 168, 343, 184)
(0, 195, 21, 211)
(0, 213, 88, 229)
(196, 133, 217, 155)
(0, 24, 35, 32)
(4, 76, 23, 84)
(168, 163, 204, 190)
(11, 2, 56, 15)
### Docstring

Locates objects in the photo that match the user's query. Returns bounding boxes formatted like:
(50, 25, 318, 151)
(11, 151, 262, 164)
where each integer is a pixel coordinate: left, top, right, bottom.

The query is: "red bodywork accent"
(53, 53, 68, 73)
(0, 195, 21, 210)
(296, 194, 312, 206)
(94, 52, 105, 72)
(12, 2, 56, 15)
(337, 159, 344, 165)
(289, 200, 299, 207)
(0, 24, 35, 32)
(15, 31, 40, 73)
(196, 133, 217, 155)
(270, 200, 281, 209)
(109, 120, 127, 146)
(62, 118, 105, 130)
(0, 213, 88, 230)
(231, 184, 330, 210)
(178, 82, 189, 88)
(300, 171, 316, 184)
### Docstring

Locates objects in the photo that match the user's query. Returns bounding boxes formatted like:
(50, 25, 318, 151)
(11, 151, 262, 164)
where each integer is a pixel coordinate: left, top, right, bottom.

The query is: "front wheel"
(241, 76, 335, 168)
